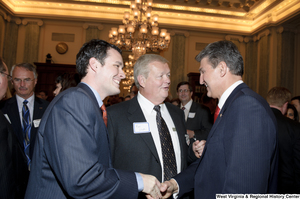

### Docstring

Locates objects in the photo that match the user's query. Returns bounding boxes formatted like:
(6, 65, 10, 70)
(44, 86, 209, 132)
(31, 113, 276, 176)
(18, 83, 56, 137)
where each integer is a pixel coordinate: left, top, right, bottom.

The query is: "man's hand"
(160, 179, 179, 199)
(140, 173, 162, 199)
(186, 130, 195, 139)
(193, 140, 206, 158)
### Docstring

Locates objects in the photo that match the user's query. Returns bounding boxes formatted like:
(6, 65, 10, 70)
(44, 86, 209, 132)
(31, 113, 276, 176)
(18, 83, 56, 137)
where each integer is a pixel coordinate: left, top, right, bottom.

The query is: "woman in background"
(286, 103, 299, 122)
(53, 73, 80, 97)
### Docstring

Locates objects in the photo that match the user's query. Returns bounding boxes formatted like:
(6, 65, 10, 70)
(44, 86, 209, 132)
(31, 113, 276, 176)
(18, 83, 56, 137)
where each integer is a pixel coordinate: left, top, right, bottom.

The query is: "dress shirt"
(180, 99, 192, 121)
(137, 92, 181, 181)
(16, 94, 34, 126)
(82, 82, 143, 191)
(218, 80, 243, 110)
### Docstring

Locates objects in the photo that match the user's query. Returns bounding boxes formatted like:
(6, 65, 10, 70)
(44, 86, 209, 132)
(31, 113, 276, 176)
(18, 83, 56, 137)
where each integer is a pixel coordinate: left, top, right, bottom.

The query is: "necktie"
(153, 105, 177, 181)
(181, 107, 185, 111)
(22, 100, 31, 169)
(100, 104, 107, 127)
(214, 106, 220, 123)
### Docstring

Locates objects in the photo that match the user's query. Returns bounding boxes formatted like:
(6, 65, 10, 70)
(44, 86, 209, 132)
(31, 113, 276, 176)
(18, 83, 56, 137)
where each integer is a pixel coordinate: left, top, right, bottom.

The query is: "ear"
(89, 57, 100, 72)
(137, 75, 146, 88)
(190, 91, 193, 96)
(218, 61, 228, 77)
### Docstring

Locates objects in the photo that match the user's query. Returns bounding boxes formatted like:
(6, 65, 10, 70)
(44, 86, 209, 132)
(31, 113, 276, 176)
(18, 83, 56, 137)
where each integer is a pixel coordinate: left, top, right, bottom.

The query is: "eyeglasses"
(178, 89, 190, 93)
(12, 78, 35, 84)
(0, 71, 12, 80)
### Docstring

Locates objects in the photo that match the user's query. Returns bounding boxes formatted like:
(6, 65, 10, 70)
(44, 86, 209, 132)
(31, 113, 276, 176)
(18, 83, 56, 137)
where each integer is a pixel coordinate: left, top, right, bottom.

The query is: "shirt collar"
(16, 94, 34, 107)
(81, 82, 103, 108)
(181, 99, 192, 110)
(137, 92, 166, 114)
(218, 80, 243, 110)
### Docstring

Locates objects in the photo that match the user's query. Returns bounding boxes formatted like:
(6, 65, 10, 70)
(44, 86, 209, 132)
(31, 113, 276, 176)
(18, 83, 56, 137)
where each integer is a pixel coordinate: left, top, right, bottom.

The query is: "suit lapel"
(165, 103, 187, 170)
(33, 97, 46, 120)
(206, 83, 247, 142)
(186, 101, 196, 125)
(127, 97, 160, 163)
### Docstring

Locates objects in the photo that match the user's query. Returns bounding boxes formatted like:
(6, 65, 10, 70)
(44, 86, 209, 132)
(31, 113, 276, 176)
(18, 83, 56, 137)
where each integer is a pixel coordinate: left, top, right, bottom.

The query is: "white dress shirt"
(218, 80, 244, 110)
(180, 99, 193, 121)
(16, 94, 35, 127)
(137, 92, 182, 181)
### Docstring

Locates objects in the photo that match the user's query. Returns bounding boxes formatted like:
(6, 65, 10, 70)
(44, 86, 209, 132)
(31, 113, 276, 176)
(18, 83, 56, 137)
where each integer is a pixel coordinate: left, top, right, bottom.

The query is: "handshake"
(140, 140, 206, 199)
(140, 174, 179, 199)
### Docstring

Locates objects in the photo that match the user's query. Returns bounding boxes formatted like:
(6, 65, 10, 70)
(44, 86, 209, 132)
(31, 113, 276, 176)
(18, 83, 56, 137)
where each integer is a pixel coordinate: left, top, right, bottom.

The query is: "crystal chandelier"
(123, 54, 135, 86)
(108, 0, 171, 60)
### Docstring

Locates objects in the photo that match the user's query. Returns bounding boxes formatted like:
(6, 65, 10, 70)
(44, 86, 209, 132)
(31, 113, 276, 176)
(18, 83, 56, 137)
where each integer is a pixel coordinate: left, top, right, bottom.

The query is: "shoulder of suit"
(165, 102, 182, 112)
(0, 96, 16, 110)
(107, 100, 131, 112)
(35, 97, 50, 106)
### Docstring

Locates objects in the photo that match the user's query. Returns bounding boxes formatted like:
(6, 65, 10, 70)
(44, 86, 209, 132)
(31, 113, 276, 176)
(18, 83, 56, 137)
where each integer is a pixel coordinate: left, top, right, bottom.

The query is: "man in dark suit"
(176, 81, 212, 141)
(25, 39, 162, 199)
(0, 63, 49, 170)
(161, 40, 278, 198)
(267, 87, 300, 193)
(107, 54, 195, 198)
(0, 57, 28, 199)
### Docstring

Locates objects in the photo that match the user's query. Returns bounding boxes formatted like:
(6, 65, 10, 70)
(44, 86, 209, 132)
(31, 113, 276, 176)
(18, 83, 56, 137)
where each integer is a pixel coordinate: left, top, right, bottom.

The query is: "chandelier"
(123, 54, 135, 86)
(108, 0, 171, 60)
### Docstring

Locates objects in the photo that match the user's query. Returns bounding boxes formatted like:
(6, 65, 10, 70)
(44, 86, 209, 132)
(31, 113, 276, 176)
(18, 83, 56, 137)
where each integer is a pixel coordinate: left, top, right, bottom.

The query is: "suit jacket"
(0, 95, 49, 160)
(0, 110, 29, 199)
(174, 83, 278, 198)
(25, 83, 138, 199)
(271, 108, 300, 193)
(107, 96, 189, 182)
(185, 101, 212, 140)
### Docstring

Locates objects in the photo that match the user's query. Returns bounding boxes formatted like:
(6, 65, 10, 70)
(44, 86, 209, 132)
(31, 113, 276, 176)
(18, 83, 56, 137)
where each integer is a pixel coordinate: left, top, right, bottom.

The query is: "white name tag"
(133, 122, 150, 134)
(33, 119, 41, 128)
(188, 112, 195, 118)
(4, 114, 11, 124)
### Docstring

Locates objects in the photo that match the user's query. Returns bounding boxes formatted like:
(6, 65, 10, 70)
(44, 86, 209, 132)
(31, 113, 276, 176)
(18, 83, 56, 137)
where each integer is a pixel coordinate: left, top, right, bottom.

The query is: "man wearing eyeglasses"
(0, 58, 29, 199)
(0, 63, 49, 173)
(177, 81, 212, 144)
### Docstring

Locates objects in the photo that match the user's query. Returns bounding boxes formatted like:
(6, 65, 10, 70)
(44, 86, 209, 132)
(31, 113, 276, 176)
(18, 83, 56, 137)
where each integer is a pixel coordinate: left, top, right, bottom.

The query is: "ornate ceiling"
(0, 0, 300, 34)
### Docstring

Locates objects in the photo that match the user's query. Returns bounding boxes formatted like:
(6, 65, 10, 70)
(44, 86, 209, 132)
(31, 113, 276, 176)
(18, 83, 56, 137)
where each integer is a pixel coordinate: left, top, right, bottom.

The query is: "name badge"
(33, 119, 41, 128)
(188, 112, 195, 118)
(4, 114, 11, 124)
(133, 122, 150, 134)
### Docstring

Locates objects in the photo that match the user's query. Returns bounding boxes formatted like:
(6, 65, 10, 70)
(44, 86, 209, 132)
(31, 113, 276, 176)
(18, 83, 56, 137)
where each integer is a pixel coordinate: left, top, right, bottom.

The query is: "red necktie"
(214, 106, 220, 123)
(181, 107, 185, 111)
(100, 104, 107, 127)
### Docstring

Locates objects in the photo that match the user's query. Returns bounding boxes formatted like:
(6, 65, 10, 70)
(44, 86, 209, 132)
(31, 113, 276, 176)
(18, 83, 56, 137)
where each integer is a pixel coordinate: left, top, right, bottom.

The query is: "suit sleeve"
(221, 95, 277, 193)
(0, 115, 17, 199)
(43, 92, 138, 198)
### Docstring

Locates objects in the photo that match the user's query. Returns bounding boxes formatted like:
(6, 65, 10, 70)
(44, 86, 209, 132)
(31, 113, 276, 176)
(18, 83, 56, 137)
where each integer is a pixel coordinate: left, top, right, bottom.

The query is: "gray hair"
(11, 63, 38, 79)
(134, 54, 169, 89)
(195, 40, 244, 77)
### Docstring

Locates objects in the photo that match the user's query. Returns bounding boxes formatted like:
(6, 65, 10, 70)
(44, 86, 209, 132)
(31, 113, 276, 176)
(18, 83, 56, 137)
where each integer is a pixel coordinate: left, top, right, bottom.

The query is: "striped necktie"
(22, 100, 31, 169)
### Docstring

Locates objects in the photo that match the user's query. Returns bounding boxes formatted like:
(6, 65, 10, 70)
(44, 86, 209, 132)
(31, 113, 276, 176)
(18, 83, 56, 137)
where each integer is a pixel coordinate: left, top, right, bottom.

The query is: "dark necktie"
(153, 105, 177, 181)
(22, 100, 31, 169)
(181, 107, 185, 111)
(214, 106, 220, 123)
(100, 104, 107, 127)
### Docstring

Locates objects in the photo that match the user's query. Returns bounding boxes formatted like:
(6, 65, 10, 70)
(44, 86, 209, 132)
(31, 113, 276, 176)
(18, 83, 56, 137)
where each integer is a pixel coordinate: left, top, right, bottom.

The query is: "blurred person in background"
(53, 73, 79, 97)
(286, 103, 299, 122)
